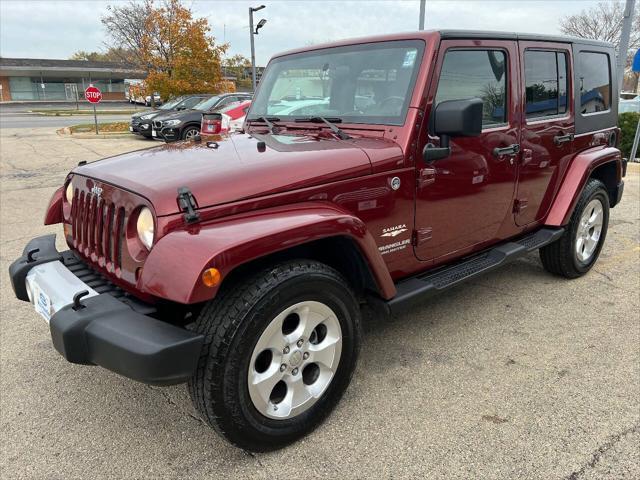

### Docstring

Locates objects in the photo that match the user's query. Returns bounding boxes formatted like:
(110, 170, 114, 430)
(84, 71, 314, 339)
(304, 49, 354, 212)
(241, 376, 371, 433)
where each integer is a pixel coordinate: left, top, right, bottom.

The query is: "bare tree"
(560, 1, 639, 53)
(101, 0, 152, 67)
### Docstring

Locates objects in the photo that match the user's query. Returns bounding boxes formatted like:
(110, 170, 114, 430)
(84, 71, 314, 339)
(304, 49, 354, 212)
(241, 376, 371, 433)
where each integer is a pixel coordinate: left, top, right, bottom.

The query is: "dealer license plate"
(32, 280, 53, 323)
(25, 261, 98, 324)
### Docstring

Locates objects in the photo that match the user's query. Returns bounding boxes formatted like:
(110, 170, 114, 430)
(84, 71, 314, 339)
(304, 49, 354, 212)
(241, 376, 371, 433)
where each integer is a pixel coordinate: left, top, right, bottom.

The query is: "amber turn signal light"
(202, 268, 221, 287)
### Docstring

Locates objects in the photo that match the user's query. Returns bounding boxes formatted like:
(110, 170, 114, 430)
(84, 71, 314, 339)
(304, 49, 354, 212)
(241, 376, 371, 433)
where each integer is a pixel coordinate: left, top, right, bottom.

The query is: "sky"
(0, 0, 604, 66)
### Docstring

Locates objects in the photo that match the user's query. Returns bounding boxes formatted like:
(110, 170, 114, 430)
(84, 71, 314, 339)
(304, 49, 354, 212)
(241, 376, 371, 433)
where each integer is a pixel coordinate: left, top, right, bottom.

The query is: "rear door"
(515, 42, 574, 226)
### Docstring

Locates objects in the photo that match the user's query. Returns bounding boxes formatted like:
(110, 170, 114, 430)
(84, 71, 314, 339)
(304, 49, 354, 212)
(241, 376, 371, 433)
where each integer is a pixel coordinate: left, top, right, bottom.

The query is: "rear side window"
(182, 96, 207, 109)
(525, 50, 568, 119)
(434, 49, 507, 127)
(579, 52, 611, 114)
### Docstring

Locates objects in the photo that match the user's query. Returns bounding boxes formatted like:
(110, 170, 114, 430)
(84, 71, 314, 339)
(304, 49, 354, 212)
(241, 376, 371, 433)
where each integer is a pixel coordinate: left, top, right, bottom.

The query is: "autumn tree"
(101, 0, 230, 101)
(69, 47, 136, 64)
(223, 54, 252, 89)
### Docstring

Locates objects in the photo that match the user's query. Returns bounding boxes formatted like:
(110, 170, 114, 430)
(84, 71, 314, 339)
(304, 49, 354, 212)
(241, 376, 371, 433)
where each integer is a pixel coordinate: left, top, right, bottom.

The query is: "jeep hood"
(74, 133, 401, 216)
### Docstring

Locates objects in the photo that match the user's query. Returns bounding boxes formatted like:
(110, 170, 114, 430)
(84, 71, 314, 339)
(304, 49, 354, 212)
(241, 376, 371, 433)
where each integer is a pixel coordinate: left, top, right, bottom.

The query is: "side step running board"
(386, 227, 564, 315)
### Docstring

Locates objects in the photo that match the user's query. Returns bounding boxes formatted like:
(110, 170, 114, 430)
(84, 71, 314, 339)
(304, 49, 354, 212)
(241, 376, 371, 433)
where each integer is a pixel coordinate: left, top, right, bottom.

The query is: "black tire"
(540, 178, 609, 278)
(188, 260, 361, 452)
(182, 126, 200, 140)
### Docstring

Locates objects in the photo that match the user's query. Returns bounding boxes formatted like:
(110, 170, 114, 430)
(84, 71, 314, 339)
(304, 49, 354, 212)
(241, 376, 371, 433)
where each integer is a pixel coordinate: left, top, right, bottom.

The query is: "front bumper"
(160, 127, 180, 142)
(9, 235, 204, 386)
(138, 121, 153, 137)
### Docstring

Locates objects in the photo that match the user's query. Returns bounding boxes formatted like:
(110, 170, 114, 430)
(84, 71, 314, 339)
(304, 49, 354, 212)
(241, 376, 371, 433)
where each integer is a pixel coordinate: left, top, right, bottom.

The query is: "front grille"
(152, 120, 162, 129)
(70, 188, 126, 271)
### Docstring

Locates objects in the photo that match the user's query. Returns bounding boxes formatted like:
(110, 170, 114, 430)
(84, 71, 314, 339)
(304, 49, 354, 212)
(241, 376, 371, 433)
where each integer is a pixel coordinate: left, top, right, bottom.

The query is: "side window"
(182, 96, 205, 108)
(434, 49, 507, 128)
(525, 50, 568, 119)
(579, 52, 611, 114)
(218, 96, 237, 107)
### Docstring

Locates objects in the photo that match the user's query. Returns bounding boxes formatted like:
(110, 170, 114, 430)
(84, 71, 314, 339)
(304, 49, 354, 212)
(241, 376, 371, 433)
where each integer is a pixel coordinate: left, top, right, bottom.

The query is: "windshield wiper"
(247, 116, 281, 134)
(294, 116, 351, 140)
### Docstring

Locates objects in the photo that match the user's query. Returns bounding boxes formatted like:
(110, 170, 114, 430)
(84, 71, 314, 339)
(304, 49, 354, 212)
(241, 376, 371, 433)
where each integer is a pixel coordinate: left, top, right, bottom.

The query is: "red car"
(10, 30, 625, 451)
(201, 100, 252, 135)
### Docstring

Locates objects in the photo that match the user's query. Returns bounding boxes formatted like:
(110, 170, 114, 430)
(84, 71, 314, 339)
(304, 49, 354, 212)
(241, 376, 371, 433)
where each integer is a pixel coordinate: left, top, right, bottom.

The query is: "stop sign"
(85, 85, 102, 104)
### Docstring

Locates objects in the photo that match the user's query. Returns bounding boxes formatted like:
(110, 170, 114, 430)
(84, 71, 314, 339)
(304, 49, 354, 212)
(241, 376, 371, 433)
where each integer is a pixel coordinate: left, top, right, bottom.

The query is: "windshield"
(194, 96, 221, 111)
(249, 40, 424, 125)
(158, 96, 184, 110)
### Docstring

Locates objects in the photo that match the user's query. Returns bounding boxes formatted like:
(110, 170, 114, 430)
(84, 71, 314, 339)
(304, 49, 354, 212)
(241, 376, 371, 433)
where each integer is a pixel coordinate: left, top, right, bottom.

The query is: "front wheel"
(188, 260, 361, 452)
(540, 178, 610, 278)
(182, 126, 200, 140)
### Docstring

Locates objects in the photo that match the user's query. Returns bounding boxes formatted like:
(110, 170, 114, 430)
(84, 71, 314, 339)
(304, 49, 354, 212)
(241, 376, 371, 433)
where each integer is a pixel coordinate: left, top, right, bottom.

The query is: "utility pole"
(419, 0, 426, 30)
(617, 0, 636, 92)
(249, 5, 266, 92)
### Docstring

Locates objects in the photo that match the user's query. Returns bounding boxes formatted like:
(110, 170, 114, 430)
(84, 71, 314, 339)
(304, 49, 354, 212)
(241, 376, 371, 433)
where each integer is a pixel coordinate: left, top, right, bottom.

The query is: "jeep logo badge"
(91, 185, 103, 197)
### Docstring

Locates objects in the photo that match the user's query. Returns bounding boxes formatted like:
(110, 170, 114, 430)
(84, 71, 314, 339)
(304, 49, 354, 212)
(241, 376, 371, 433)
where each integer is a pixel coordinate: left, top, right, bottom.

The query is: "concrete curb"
(56, 127, 132, 139)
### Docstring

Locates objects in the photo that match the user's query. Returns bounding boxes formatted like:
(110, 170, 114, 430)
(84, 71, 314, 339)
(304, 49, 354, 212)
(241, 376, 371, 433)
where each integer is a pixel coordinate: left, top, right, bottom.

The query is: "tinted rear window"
(525, 50, 568, 119)
(579, 52, 611, 114)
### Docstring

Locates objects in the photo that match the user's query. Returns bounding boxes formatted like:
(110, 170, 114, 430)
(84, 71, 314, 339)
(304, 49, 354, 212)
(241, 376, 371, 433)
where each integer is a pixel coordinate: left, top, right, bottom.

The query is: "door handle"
(493, 144, 520, 158)
(553, 133, 574, 145)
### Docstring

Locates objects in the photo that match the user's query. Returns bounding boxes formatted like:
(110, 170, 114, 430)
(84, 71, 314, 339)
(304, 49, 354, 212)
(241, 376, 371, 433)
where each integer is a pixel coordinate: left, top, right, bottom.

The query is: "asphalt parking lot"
(1, 124, 638, 479)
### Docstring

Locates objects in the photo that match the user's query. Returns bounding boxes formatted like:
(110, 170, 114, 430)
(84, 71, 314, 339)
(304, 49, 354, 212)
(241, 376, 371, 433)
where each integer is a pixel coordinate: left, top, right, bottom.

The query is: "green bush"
(619, 112, 639, 159)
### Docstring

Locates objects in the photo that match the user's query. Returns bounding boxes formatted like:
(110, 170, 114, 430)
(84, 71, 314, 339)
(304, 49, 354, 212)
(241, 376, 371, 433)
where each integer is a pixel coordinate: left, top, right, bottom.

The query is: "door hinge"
(513, 198, 528, 214)
(412, 227, 432, 246)
(177, 186, 200, 224)
(416, 167, 436, 188)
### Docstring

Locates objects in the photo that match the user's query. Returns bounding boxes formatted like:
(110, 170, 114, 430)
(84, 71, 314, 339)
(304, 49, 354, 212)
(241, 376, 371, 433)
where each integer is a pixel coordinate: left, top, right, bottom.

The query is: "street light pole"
(249, 5, 266, 92)
(419, 0, 426, 30)
(617, 0, 636, 92)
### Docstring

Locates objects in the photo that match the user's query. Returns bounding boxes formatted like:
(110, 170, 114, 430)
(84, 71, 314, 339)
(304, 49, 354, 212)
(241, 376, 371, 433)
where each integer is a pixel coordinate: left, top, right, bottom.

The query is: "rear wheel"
(182, 126, 200, 140)
(188, 260, 360, 452)
(540, 178, 609, 278)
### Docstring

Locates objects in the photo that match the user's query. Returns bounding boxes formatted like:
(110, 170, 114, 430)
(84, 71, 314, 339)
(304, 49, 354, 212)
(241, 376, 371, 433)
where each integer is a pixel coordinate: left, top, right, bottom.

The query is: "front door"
(515, 42, 574, 226)
(414, 40, 521, 262)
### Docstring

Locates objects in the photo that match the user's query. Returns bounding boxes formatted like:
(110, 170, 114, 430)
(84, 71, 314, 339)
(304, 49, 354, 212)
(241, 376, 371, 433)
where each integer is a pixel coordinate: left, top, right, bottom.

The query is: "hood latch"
(177, 187, 200, 224)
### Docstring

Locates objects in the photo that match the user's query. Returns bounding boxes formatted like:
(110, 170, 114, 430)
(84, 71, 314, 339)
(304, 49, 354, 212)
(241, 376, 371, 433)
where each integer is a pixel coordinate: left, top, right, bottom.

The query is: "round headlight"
(136, 207, 155, 250)
(65, 182, 74, 204)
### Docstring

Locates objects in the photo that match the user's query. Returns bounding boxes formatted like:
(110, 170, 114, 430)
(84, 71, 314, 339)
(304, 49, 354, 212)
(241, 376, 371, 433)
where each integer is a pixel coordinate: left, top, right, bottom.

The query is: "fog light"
(202, 268, 221, 287)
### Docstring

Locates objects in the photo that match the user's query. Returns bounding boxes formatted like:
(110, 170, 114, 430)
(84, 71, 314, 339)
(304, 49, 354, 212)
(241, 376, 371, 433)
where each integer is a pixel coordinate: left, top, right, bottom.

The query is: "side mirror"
(176, 106, 185, 111)
(423, 98, 483, 163)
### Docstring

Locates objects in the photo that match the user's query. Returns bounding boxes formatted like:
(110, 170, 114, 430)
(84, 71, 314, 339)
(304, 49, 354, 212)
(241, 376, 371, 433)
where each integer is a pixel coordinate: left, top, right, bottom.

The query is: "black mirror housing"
(423, 98, 483, 164)
(434, 98, 483, 138)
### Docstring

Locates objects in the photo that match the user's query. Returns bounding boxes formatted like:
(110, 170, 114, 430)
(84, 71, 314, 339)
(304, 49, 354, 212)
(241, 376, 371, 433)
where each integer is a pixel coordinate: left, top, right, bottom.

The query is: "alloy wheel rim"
(247, 301, 342, 420)
(575, 198, 604, 262)
(185, 129, 198, 139)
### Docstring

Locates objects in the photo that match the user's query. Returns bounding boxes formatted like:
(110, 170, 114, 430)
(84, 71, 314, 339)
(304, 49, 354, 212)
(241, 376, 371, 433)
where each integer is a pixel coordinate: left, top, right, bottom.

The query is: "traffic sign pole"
(84, 85, 102, 136)
(93, 103, 99, 135)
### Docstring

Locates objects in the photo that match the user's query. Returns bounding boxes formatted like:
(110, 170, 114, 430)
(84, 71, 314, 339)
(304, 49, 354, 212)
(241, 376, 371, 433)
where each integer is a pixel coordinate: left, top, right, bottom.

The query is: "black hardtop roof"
(439, 29, 613, 48)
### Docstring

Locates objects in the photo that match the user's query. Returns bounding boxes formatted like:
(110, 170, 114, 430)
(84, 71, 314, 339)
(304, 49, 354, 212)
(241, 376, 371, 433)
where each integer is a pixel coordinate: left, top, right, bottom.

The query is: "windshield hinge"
(177, 187, 200, 224)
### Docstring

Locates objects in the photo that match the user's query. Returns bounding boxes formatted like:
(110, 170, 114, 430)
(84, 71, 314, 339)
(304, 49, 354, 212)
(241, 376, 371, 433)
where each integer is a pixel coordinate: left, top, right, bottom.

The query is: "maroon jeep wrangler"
(10, 30, 626, 451)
